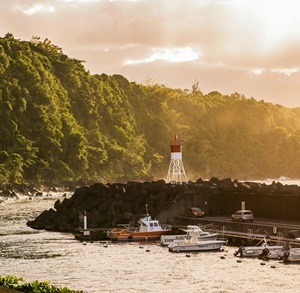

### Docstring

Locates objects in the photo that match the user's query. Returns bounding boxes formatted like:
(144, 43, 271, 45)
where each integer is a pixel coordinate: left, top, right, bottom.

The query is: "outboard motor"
(282, 251, 290, 263)
(259, 248, 270, 260)
(234, 246, 244, 257)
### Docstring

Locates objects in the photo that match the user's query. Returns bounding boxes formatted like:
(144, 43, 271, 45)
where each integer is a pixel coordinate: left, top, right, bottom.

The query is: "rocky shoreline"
(25, 178, 300, 233)
(0, 182, 76, 200)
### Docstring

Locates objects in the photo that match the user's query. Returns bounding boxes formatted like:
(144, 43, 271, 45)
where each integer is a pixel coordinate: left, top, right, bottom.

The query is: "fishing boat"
(167, 229, 227, 252)
(234, 236, 283, 258)
(107, 205, 172, 242)
(160, 225, 219, 246)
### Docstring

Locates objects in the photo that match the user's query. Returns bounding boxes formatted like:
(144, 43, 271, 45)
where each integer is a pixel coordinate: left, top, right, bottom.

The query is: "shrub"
(0, 275, 84, 293)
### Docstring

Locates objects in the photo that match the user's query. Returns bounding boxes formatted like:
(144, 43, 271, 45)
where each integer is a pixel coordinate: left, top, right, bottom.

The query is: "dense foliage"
(0, 275, 84, 293)
(1, 33, 300, 184)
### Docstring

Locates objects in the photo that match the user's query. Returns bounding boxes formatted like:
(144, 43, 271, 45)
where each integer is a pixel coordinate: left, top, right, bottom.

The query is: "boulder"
(237, 182, 252, 193)
(27, 179, 300, 232)
(121, 211, 133, 221)
(257, 184, 277, 194)
(54, 199, 61, 211)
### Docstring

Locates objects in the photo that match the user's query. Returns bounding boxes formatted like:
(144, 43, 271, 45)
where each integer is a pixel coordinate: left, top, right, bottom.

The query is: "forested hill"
(1, 33, 300, 185)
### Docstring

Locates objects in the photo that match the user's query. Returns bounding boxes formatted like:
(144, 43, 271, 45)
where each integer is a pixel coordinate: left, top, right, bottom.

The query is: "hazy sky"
(1, 0, 300, 107)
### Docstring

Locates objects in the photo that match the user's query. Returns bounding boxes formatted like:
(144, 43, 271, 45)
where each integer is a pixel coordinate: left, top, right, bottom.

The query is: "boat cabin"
(138, 214, 164, 232)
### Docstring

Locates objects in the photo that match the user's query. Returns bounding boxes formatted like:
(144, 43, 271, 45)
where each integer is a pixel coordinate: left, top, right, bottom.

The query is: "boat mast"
(145, 203, 149, 215)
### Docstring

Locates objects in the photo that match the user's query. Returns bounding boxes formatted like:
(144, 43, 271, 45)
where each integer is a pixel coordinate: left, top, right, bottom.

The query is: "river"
(1, 179, 300, 292)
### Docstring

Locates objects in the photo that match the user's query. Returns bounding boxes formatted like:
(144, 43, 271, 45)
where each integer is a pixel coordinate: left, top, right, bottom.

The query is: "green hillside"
(1, 33, 300, 185)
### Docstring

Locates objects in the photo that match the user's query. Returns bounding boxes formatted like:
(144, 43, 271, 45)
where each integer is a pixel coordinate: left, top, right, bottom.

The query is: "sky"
(0, 0, 300, 107)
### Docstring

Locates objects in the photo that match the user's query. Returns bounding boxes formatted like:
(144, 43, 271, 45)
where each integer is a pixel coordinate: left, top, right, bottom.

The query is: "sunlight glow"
(124, 47, 200, 65)
(229, 0, 300, 46)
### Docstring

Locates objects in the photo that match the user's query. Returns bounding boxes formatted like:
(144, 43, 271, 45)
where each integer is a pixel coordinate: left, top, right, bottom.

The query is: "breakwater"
(26, 178, 300, 232)
(2, 183, 300, 293)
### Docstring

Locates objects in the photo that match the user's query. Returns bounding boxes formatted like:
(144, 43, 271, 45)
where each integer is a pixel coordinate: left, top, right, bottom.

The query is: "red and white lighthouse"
(166, 135, 187, 184)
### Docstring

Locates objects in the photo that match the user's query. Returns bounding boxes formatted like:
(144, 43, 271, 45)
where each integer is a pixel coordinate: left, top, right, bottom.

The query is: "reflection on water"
(252, 178, 300, 185)
(0, 189, 300, 292)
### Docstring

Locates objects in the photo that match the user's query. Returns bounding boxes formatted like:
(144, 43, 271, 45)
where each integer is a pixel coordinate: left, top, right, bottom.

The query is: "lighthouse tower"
(166, 135, 187, 184)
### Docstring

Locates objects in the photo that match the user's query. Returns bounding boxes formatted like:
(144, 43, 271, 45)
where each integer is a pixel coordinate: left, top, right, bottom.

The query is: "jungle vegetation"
(1, 33, 300, 185)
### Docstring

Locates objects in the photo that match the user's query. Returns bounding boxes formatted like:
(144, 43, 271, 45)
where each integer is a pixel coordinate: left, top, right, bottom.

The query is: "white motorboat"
(161, 225, 219, 246)
(168, 230, 226, 252)
(234, 236, 283, 258)
(261, 241, 300, 263)
(281, 248, 300, 263)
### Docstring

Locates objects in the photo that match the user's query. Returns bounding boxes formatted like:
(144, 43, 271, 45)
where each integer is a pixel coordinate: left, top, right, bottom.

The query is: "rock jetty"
(26, 178, 300, 232)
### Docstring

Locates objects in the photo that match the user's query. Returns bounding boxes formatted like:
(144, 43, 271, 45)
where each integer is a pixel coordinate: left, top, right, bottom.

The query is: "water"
(1, 181, 300, 293)
(251, 177, 300, 186)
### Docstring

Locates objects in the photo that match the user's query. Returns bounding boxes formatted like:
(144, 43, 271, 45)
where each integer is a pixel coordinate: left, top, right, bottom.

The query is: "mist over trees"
(1, 33, 300, 185)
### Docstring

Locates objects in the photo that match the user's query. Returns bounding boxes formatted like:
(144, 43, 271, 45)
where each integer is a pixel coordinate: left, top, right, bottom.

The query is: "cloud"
(248, 67, 300, 77)
(13, 3, 55, 15)
(1, 0, 300, 107)
(124, 47, 201, 65)
(271, 68, 299, 76)
(249, 68, 265, 76)
(108, 0, 145, 1)
(58, 0, 100, 2)
(57, 0, 142, 2)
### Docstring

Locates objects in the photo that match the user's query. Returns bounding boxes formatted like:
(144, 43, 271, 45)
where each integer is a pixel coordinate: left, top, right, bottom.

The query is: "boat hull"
(263, 247, 300, 262)
(235, 245, 283, 258)
(161, 233, 219, 246)
(108, 229, 171, 242)
(168, 240, 226, 252)
(281, 249, 300, 263)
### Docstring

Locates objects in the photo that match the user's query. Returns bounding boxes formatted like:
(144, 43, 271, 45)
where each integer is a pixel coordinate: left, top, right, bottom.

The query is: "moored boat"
(167, 229, 227, 252)
(261, 241, 300, 263)
(107, 206, 172, 241)
(234, 236, 283, 258)
(281, 248, 300, 263)
(160, 225, 219, 246)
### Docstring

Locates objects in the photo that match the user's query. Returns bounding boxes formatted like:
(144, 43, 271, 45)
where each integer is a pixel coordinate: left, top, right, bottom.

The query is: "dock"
(172, 216, 300, 247)
(73, 215, 300, 247)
